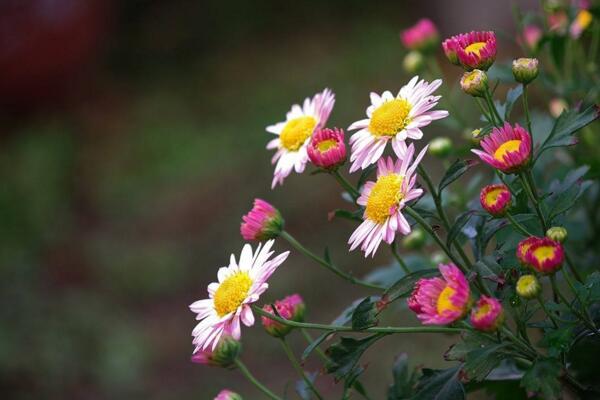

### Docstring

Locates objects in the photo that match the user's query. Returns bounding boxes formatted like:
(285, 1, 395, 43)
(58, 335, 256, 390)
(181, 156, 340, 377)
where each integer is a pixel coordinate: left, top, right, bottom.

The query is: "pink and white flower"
(442, 31, 497, 71)
(347, 76, 447, 172)
(307, 127, 347, 169)
(470, 296, 504, 332)
(240, 199, 283, 241)
(214, 389, 242, 400)
(261, 293, 305, 337)
(190, 240, 289, 352)
(480, 184, 511, 217)
(408, 263, 471, 325)
(400, 18, 439, 52)
(471, 122, 531, 173)
(266, 89, 335, 188)
(348, 144, 427, 257)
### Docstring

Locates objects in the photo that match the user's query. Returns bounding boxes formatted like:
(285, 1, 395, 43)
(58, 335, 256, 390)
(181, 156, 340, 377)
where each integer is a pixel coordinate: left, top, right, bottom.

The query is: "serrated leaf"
(539, 326, 573, 358)
(446, 332, 512, 382)
(447, 211, 475, 247)
(439, 159, 478, 193)
(383, 269, 438, 303)
(546, 166, 593, 220)
(520, 358, 562, 400)
(388, 353, 418, 399)
(411, 366, 465, 400)
(351, 296, 382, 330)
(325, 334, 385, 382)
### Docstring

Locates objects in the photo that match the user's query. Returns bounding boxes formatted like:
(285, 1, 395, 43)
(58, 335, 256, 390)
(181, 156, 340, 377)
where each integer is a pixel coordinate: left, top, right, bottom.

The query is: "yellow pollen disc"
(484, 187, 504, 206)
(474, 303, 491, 319)
(532, 246, 556, 263)
(365, 174, 403, 224)
(317, 139, 337, 153)
(517, 275, 536, 293)
(213, 272, 253, 317)
(280, 116, 317, 151)
(368, 99, 412, 137)
(576, 10, 592, 30)
(493, 140, 522, 161)
(437, 286, 461, 314)
(464, 41, 487, 56)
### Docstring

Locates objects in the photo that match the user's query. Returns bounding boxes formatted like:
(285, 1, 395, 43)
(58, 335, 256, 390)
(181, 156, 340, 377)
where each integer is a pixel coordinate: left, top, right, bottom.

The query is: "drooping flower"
(215, 389, 243, 400)
(442, 31, 497, 71)
(479, 184, 511, 217)
(471, 122, 531, 173)
(521, 25, 543, 51)
(307, 127, 346, 169)
(190, 240, 289, 352)
(408, 263, 471, 325)
(470, 296, 504, 332)
(240, 199, 284, 241)
(400, 18, 439, 52)
(570, 9, 593, 38)
(516, 236, 542, 266)
(261, 294, 306, 338)
(516, 274, 541, 299)
(546, 226, 567, 243)
(525, 237, 564, 274)
(347, 77, 447, 172)
(191, 335, 241, 368)
(512, 58, 539, 84)
(266, 89, 335, 188)
(348, 144, 427, 257)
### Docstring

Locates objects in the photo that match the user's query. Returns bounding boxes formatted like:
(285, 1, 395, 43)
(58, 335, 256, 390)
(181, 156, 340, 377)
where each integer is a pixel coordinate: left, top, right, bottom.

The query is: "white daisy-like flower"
(347, 76, 448, 172)
(266, 88, 335, 188)
(348, 143, 427, 257)
(189, 240, 289, 352)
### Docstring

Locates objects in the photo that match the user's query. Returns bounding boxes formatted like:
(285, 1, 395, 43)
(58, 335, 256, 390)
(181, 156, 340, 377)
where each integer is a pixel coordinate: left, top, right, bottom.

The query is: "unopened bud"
(512, 58, 539, 85)
(460, 69, 488, 97)
(546, 226, 567, 243)
(516, 274, 541, 299)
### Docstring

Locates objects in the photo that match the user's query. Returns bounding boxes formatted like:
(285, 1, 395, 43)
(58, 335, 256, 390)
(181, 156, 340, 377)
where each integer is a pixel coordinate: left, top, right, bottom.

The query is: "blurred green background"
(0, 0, 547, 398)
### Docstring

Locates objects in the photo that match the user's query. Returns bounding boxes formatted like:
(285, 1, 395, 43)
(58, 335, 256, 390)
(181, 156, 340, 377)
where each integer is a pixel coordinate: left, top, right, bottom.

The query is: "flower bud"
(516, 236, 542, 266)
(403, 51, 425, 74)
(428, 137, 453, 158)
(401, 19, 439, 52)
(261, 294, 305, 338)
(402, 228, 426, 250)
(240, 199, 283, 241)
(470, 296, 504, 332)
(516, 274, 541, 299)
(512, 58, 539, 85)
(549, 98, 568, 118)
(546, 226, 567, 243)
(525, 238, 564, 274)
(480, 184, 511, 217)
(215, 389, 243, 400)
(191, 335, 241, 368)
(307, 128, 346, 170)
(460, 69, 488, 97)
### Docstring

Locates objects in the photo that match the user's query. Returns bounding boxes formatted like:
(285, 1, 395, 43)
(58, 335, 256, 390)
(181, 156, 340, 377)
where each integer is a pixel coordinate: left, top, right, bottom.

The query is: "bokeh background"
(0, 0, 561, 399)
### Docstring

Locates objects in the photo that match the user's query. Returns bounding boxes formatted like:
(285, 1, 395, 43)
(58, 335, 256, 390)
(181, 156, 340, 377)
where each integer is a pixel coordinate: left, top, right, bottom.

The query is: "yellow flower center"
(316, 139, 337, 153)
(464, 41, 487, 56)
(493, 139, 522, 161)
(365, 174, 403, 224)
(576, 10, 592, 30)
(532, 245, 556, 263)
(437, 286, 461, 314)
(280, 116, 317, 151)
(484, 187, 504, 206)
(517, 275, 537, 295)
(213, 272, 253, 317)
(368, 99, 412, 137)
(474, 302, 491, 319)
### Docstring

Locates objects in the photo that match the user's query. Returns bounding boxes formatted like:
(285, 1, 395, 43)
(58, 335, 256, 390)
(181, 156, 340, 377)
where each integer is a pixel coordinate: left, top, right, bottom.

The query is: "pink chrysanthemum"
(348, 144, 427, 257)
(400, 18, 439, 51)
(347, 76, 447, 172)
(240, 199, 283, 241)
(266, 89, 335, 188)
(521, 25, 543, 51)
(189, 240, 289, 352)
(442, 31, 497, 70)
(470, 296, 504, 332)
(471, 122, 531, 173)
(215, 389, 242, 400)
(516, 236, 542, 266)
(480, 184, 511, 217)
(408, 263, 471, 325)
(525, 237, 564, 274)
(261, 294, 305, 338)
(570, 9, 593, 39)
(307, 127, 346, 169)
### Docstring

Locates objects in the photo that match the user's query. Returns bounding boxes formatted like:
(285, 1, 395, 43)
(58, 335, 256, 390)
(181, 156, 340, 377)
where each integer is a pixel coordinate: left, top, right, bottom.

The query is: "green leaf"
(550, 36, 566, 70)
(520, 358, 562, 400)
(363, 255, 433, 287)
(539, 326, 573, 358)
(351, 296, 382, 330)
(325, 334, 385, 383)
(357, 163, 377, 189)
(445, 332, 511, 382)
(295, 372, 317, 400)
(504, 85, 523, 120)
(329, 208, 363, 222)
(411, 366, 465, 400)
(383, 269, 438, 303)
(446, 211, 475, 247)
(439, 159, 478, 193)
(546, 166, 593, 220)
(387, 353, 418, 399)
(536, 104, 600, 160)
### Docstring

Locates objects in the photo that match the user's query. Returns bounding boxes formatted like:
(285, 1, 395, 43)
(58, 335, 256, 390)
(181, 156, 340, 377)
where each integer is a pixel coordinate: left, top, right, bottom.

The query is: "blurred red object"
(0, 0, 111, 111)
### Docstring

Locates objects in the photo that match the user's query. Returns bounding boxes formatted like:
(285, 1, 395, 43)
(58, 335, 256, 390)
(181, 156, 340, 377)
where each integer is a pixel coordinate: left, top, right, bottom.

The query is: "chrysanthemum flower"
(516, 236, 542, 266)
(307, 127, 346, 169)
(525, 237, 564, 274)
(479, 184, 511, 217)
(471, 122, 531, 173)
(266, 89, 335, 188)
(521, 25, 543, 51)
(215, 389, 243, 400)
(442, 31, 497, 71)
(348, 144, 427, 257)
(191, 335, 241, 368)
(408, 263, 471, 325)
(240, 199, 283, 241)
(570, 9, 593, 39)
(347, 77, 447, 172)
(516, 274, 541, 299)
(400, 18, 439, 52)
(261, 294, 305, 338)
(470, 296, 504, 332)
(190, 240, 289, 352)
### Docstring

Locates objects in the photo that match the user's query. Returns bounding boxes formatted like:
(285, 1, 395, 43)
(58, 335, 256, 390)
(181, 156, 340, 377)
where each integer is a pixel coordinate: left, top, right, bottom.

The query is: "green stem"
(505, 212, 534, 237)
(234, 359, 283, 400)
(483, 87, 503, 126)
(495, 170, 517, 197)
(476, 97, 493, 123)
(280, 230, 384, 290)
(391, 241, 410, 274)
(565, 251, 584, 283)
(551, 275, 598, 333)
(522, 84, 534, 140)
(280, 338, 323, 400)
(537, 296, 559, 328)
(332, 169, 360, 200)
(501, 326, 537, 359)
(518, 172, 547, 233)
(300, 329, 329, 364)
(253, 305, 465, 334)
(590, 23, 600, 66)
